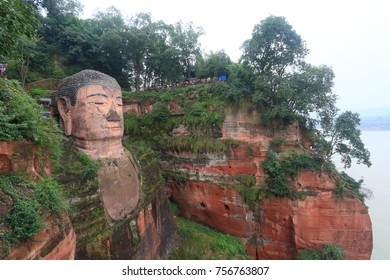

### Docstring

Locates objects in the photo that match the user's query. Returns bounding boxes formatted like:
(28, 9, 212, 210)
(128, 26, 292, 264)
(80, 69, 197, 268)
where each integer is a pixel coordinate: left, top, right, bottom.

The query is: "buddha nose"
(105, 102, 121, 121)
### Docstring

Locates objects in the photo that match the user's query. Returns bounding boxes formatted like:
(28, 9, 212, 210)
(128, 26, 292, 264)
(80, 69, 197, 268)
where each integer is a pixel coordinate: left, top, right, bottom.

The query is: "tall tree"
(0, 0, 39, 58)
(196, 50, 232, 78)
(318, 111, 371, 168)
(170, 21, 204, 79)
(241, 16, 308, 77)
(241, 16, 336, 128)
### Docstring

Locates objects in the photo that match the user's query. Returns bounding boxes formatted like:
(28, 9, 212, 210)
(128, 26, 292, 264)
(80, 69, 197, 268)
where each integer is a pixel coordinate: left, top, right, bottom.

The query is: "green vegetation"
(168, 202, 249, 260)
(334, 171, 372, 204)
(220, 175, 265, 212)
(0, 174, 67, 259)
(0, 0, 39, 58)
(2, 1, 369, 171)
(262, 151, 321, 197)
(298, 244, 345, 260)
(0, 79, 63, 167)
(55, 150, 102, 182)
(28, 88, 52, 99)
(318, 110, 371, 168)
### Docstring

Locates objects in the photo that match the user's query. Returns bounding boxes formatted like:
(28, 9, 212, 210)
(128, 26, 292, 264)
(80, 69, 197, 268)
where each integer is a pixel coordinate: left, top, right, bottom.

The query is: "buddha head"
(57, 70, 124, 158)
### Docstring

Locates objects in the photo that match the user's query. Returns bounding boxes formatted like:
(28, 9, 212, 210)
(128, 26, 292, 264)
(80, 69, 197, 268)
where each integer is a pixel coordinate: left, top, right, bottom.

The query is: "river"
(333, 130, 390, 260)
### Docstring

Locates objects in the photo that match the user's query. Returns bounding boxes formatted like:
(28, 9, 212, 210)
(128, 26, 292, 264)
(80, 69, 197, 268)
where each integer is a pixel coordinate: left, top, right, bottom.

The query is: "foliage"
(318, 110, 371, 169)
(123, 138, 164, 203)
(5, 35, 40, 86)
(33, 179, 68, 217)
(196, 50, 232, 78)
(56, 151, 101, 182)
(158, 136, 239, 156)
(28, 88, 52, 99)
(262, 151, 321, 197)
(239, 16, 337, 131)
(241, 16, 307, 76)
(297, 248, 322, 260)
(0, 79, 63, 165)
(22, 3, 205, 89)
(0, 0, 39, 58)
(297, 244, 345, 260)
(168, 202, 249, 260)
(0, 174, 67, 257)
(224, 63, 256, 104)
(223, 175, 264, 211)
(321, 244, 345, 260)
(334, 171, 372, 203)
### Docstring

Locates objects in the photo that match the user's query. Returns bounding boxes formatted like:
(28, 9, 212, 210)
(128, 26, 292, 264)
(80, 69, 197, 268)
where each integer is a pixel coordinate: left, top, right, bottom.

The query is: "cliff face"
(3, 215, 76, 260)
(0, 141, 76, 260)
(0, 141, 51, 179)
(163, 100, 372, 260)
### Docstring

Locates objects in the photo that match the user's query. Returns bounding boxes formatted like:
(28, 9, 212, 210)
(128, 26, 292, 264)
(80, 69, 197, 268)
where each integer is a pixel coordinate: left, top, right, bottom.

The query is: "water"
(334, 131, 390, 260)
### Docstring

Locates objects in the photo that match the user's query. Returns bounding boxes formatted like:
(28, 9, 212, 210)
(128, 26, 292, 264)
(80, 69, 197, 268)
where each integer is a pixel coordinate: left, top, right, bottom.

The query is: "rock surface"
(0, 141, 76, 260)
(0, 141, 51, 178)
(4, 216, 76, 260)
(57, 148, 176, 260)
(166, 100, 373, 259)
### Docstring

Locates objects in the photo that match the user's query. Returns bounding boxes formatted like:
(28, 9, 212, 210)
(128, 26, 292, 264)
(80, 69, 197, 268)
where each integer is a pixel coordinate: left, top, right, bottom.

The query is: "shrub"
(0, 174, 67, 251)
(297, 248, 322, 260)
(168, 202, 249, 260)
(0, 79, 63, 166)
(263, 151, 321, 197)
(297, 244, 345, 260)
(6, 199, 43, 241)
(321, 244, 345, 260)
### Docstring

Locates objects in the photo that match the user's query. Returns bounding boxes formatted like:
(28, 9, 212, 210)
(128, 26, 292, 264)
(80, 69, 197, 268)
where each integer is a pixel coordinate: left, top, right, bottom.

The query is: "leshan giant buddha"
(57, 70, 140, 222)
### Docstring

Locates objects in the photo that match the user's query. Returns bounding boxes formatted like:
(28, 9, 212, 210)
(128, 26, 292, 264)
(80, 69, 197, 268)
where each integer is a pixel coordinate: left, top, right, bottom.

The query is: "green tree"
(9, 35, 39, 86)
(319, 110, 371, 168)
(85, 7, 129, 86)
(241, 16, 308, 77)
(170, 21, 204, 79)
(196, 50, 232, 78)
(224, 62, 256, 103)
(124, 13, 154, 91)
(58, 16, 100, 74)
(241, 16, 337, 129)
(0, 0, 39, 58)
(253, 63, 337, 126)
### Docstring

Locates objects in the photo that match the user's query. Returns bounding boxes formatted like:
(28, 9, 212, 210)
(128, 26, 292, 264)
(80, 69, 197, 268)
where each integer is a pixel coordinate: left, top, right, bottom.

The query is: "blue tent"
(218, 75, 227, 81)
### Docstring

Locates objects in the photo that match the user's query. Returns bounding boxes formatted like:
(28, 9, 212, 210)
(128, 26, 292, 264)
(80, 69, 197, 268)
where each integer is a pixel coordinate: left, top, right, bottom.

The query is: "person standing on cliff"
(0, 62, 7, 77)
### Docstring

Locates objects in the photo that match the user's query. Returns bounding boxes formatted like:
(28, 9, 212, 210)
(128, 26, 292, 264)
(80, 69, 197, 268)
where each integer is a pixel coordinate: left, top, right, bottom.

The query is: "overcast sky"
(79, 0, 390, 112)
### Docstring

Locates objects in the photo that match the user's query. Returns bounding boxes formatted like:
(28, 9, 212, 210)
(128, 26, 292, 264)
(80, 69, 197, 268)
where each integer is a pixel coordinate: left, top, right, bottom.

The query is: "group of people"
(0, 62, 7, 76)
(144, 76, 226, 92)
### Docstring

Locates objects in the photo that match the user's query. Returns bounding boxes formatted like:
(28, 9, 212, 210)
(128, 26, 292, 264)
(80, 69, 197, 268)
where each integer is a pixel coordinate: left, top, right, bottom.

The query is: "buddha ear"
(57, 97, 72, 135)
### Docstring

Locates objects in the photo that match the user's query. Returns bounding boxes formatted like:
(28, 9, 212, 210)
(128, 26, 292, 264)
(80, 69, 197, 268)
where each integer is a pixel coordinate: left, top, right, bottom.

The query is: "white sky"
(79, 0, 390, 112)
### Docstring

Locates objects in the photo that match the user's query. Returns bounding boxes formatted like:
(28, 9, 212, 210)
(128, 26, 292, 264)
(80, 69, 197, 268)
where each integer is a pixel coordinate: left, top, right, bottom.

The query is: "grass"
(0, 174, 67, 259)
(168, 202, 250, 260)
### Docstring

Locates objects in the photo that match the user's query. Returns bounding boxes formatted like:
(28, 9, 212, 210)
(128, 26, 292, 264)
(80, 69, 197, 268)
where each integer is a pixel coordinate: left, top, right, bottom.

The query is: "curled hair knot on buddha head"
(57, 69, 121, 106)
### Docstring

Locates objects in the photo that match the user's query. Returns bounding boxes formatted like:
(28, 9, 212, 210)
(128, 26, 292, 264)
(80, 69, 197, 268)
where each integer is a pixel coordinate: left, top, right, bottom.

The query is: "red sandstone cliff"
(0, 141, 76, 260)
(4, 216, 76, 260)
(165, 100, 372, 260)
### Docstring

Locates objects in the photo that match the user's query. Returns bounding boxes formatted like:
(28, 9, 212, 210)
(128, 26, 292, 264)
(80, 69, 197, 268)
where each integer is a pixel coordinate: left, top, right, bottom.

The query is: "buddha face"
(57, 70, 124, 158)
(67, 84, 123, 141)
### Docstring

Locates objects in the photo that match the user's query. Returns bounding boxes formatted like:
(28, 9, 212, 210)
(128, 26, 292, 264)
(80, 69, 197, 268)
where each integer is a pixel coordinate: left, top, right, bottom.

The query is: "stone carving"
(57, 70, 140, 221)
(57, 69, 124, 159)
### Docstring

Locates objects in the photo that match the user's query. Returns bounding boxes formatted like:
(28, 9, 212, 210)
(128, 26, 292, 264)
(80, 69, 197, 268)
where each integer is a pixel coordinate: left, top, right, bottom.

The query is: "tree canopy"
(0, 0, 39, 58)
(237, 16, 370, 168)
(1, 5, 370, 169)
(241, 16, 308, 77)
